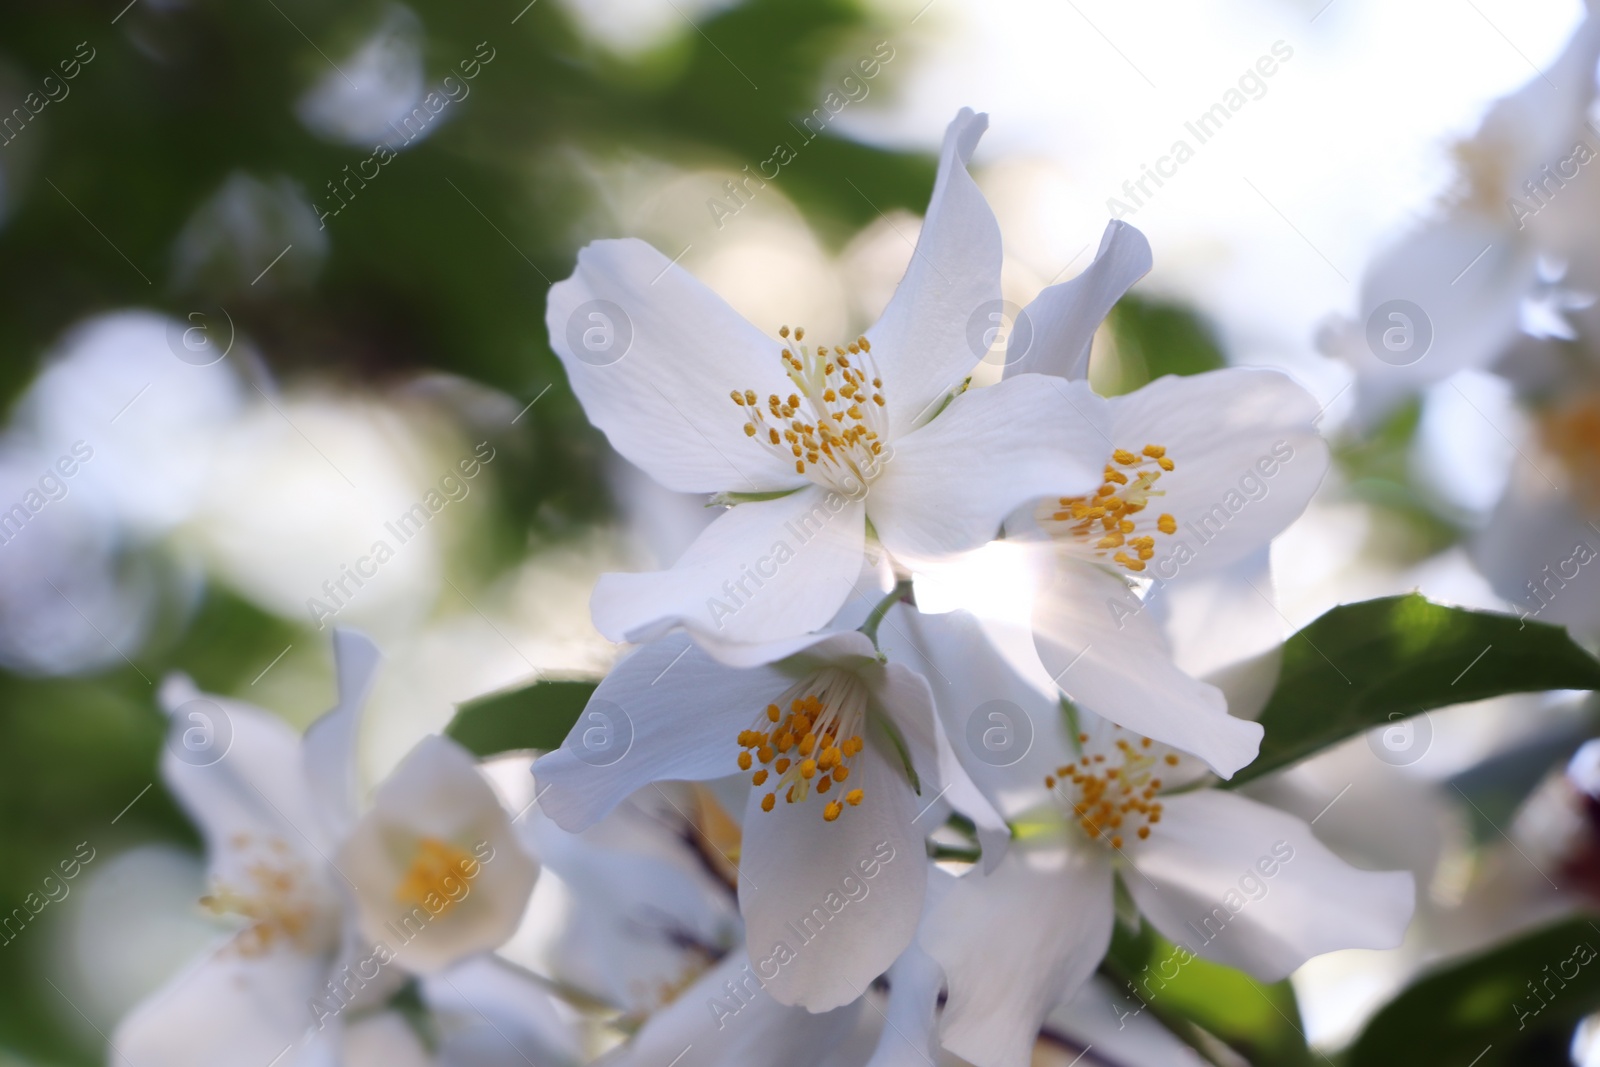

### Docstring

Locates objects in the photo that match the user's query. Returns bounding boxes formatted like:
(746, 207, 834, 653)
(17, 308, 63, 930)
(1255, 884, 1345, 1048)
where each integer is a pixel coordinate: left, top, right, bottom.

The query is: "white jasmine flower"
(545, 109, 1110, 664)
(533, 628, 1006, 1011)
(891, 612, 1415, 1067)
(1024, 366, 1329, 776)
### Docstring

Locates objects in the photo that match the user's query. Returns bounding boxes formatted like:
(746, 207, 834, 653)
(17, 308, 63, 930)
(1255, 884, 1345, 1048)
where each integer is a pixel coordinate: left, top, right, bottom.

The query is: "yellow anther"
(752, 769, 768, 786)
(817, 776, 832, 794)
(1113, 449, 1138, 465)
(800, 759, 817, 780)
(762, 793, 776, 812)
(832, 765, 849, 782)
(846, 789, 864, 806)
(1142, 445, 1166, 458)
(823, 801, 843, 822)
(738, 752, 752, 771)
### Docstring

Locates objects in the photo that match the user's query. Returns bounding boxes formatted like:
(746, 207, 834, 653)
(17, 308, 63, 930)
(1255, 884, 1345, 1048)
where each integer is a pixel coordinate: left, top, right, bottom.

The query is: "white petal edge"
(1032, 563, 1261, 778)
(1123, 790, 1416, 982)
(1102, 367, 1328, 579)
(1003, 220, 1152, 381)
(864, 108, 1002, 438)
(532, 633, 800, 831)
(869, 375, 1111, 565)
(925, 842, 1116, 1067)
(591, 485, 866, 650)
(302, 628, 383, 845)
(545, 237, 805, 493)
(737, 739, 928, 1011)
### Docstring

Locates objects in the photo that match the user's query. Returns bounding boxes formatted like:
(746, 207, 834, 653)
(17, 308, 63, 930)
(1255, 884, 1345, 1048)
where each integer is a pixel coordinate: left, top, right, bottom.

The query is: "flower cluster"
(112, 110, 1419, 1067)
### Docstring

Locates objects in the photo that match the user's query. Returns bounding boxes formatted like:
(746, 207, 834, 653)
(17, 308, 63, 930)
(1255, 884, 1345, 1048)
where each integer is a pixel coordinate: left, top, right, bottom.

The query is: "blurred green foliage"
(1104, 921, 1315, 1066)
(447, 676, 595, 755)
(0, 1, 935, 1062)
(1350, 917, 1600, 1067)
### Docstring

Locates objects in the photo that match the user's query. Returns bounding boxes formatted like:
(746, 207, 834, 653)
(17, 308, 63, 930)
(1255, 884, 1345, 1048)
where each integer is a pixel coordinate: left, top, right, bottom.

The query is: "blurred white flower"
(180, 390, 465, 636)
(171, 172, 328, 295)
(1322, 1, 1600, 421)
(113, 631, 549, 1066)
(18, 310, 246, 535)
(296, 5, 427, 148)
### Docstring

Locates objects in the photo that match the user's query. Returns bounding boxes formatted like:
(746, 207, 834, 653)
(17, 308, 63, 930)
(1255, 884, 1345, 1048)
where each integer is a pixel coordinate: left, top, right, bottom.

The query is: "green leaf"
(1093, 295, 1226, 397)
(1230, 595, 1600, 786)
(1101, 923, 1314, 1066)
(1348, 917, 1600, 1067)
(446, 679, 597, 757)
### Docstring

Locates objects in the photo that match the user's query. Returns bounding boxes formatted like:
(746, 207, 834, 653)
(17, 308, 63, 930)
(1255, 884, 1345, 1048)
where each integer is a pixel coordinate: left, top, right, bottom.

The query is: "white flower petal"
(737, 740, 927, 1011)
(1105, 367, 1328, 579)
(1152, 548, 1285, 722)
(608, 949, 861, 1067)
(341, 1012, 432, 1067)
(337, 735, 538, 974)
(529, 802, 739, 1013)
(1004, 220, 1152, 381)
(1045, 976, 1209, 1067)
(870, 375, 1110, 564)
(863, 936, 945, 1067)
(925, 844, 1116, 1067)
(302, 628, 383, 845)
(864, 108, 1002, 437)
(1347, 220, 1535, 421)
(1124, 790, 1416, 983)
(545, 237, 805, 493)
(592, 485, 866, 649)
(157, 675, 335, 878)
(533, 634, 795, 831)
(112, 939, 325, 1067)
(1033, 564, 1261, 778)
(423, 955, 583, 1067)
(883, 605, 1077, 819)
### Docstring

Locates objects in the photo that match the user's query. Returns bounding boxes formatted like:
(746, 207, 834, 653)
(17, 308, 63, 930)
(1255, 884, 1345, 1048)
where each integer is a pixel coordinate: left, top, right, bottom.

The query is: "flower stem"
(859, 578, 914, 649)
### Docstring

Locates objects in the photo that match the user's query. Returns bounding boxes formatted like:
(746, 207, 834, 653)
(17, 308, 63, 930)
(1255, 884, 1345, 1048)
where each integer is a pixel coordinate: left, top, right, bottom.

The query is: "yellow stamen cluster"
(1045, 730, 1174, 850)
(199, 833, 322, 957)
(737, 669, 868, 823)
(1541, 390, 1600, 510)
(1045, 444, 1177, 572)
(731, 326, 888, 493)
(394, 837, 478, 916)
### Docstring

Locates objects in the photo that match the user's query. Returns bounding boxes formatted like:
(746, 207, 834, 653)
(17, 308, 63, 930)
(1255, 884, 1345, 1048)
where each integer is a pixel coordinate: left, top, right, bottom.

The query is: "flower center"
(736, 667, 868, 823)
(199, 833, 325, 957)
(1045, 729, 1184, 850)
(394, 837, 477, 915)
(731, 326, 888, 495)
(1041, 445, 1177, 573)
(1540, 391, 1600, 512)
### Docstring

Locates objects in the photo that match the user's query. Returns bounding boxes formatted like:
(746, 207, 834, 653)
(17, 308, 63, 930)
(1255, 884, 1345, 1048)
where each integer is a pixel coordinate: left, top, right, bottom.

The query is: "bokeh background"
(1, 0, 1595, 1063)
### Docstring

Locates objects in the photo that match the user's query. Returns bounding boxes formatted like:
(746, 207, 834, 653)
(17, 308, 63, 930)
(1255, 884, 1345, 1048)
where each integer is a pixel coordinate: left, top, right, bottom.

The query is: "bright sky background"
(840, 0, 1584, 410)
